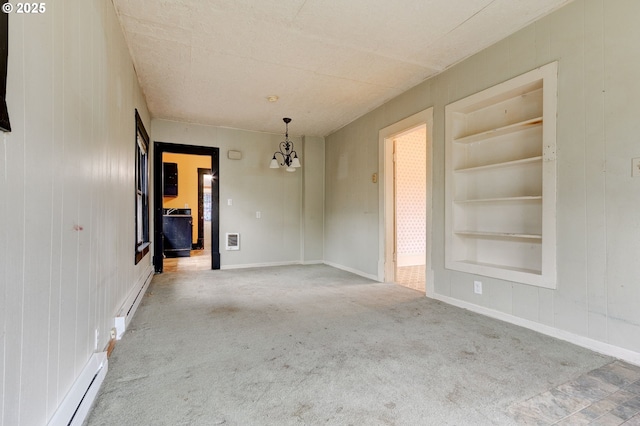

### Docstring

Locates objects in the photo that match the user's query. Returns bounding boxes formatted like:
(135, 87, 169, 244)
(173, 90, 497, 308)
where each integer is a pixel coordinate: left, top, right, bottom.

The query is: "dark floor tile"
(623, 413, 640, 425)
(588, 362, 640, 388)
(511, 389, 588, 424)
(578, 398, 619, 420)
(607, 391, 638, 405)
(589, 412, 626, 426)
(556, 374, 618, 403)
(610, 396, 640, 421)
(627, 381, 640, 396)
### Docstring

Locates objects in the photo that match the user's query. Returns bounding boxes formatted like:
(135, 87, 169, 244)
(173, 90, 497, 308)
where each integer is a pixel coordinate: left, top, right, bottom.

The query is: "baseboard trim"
(114, 265, 153, 339)
(47, 352, 108, 426)
(323, 261, 378, 281)
(430, 293, 640, 367)
(220, 261, 301, 270)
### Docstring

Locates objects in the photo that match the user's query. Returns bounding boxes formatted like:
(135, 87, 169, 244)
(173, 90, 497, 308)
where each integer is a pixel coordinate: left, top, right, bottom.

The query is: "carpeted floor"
(87, 265, 633, 425)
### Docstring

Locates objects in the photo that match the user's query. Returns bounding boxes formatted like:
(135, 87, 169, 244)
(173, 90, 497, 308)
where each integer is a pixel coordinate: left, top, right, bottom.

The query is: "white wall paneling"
(1, 0, 152, 424)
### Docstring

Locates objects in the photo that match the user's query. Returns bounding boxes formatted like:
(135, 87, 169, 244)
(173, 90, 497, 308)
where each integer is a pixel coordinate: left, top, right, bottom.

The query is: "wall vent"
(226, 233, 240, 250)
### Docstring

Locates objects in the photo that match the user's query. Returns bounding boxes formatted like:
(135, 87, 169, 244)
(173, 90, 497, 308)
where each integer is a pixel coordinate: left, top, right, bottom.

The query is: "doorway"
(378, 109, 433, 294)
(153, 142, 220, 273)
(393, 126, 427, 292)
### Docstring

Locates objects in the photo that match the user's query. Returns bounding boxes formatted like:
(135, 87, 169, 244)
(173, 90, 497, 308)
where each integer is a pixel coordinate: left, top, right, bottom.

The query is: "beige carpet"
(87, 265, 628, 425)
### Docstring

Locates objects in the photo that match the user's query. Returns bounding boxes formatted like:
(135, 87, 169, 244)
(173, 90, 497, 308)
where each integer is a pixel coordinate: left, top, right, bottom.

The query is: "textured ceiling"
(112, 0, 572, 137)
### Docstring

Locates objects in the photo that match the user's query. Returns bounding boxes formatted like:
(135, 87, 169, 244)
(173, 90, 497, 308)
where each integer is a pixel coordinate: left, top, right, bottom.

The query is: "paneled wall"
(152, 120, 325, 267)
(0, 1, 151, 424)
(325, 0, 640, 357)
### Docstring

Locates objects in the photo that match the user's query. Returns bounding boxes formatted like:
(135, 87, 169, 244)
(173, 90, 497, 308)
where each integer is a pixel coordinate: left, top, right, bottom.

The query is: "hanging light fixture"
(270, 117, 301, 172)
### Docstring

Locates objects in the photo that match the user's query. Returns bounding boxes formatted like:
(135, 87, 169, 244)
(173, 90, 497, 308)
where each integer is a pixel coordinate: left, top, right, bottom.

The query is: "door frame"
(153, 142, 220, 272)
(196, 167, 212, 250)
(378, 108, 434, 294)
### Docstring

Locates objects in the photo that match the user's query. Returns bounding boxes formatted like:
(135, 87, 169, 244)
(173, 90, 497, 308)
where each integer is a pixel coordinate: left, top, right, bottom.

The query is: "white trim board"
(378, 108, 434, 287)
(114, 264, 154, 339)
(47, 352, 108, 426)
(323, 261, 379, 281)
(220, 261, 302, 270)
(428, 292, 640, 367)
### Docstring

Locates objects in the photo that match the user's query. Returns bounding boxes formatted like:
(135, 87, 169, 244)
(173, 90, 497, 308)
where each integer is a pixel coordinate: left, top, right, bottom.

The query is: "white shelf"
(454, 156, 542, 173)
(454, 230, 542, 240)
(454, 196, 542, 204)
(454, 117, 542, 145)
(453, 260, 541, 276)
(444, 62, 557, 289)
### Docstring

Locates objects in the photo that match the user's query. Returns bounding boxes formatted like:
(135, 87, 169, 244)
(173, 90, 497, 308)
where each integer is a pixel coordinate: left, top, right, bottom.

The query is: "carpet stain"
(292, 403, 313, 418)
(209, 306, 240, 315)
(115, 374, 150, 383)
(385, 402, 396, 409)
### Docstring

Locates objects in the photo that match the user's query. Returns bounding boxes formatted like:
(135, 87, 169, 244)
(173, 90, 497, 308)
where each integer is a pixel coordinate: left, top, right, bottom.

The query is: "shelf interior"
(454, 196, 542, 204)
(454, 156, 542, 173)
(454, 117, 543, 145)
(453, 259, 542, 276)
(454, 230, 542, 240)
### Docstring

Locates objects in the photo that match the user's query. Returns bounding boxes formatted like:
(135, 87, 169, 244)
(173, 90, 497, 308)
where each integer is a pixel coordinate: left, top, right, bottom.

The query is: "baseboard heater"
(114, 266, 153, 339)
(47, 352, 108, 426)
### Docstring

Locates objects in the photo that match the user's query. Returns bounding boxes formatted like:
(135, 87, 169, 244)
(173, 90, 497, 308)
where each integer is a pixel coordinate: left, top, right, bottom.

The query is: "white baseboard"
(430, 292, 640, 367)
(47, 352, 108, 426)
(220, 260, 301, 270)
(323, 261, 378, 281)
(302, 260, 324, 265)
(114, 265, 153, 339)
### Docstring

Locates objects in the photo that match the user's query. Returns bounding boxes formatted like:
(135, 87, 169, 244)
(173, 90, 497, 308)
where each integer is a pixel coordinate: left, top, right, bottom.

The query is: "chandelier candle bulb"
(270, 117, 301, 172)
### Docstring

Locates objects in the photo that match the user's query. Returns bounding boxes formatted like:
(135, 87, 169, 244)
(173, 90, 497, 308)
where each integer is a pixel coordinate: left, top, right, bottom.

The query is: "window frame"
(134, 110, 150, 264)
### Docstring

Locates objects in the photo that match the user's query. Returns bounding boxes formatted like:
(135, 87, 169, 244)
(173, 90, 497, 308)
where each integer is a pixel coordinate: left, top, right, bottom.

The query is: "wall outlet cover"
(474, 280, 483, 294)
(632, 158, 640, 177)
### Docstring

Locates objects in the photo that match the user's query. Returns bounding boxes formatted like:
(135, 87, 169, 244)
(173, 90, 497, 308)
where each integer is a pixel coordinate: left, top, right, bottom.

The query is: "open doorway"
(159, 153, 212, 271)
(394, 126, 427, 292)
(153, 142, 220, 273)
(378, 109, 433, 295)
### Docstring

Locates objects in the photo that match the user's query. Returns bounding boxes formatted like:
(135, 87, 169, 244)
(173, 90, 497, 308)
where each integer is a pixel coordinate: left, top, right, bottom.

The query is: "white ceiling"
(113, 0, 572, 137)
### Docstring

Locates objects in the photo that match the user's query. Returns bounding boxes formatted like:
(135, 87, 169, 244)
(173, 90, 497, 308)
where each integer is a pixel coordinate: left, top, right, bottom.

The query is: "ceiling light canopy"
(270, 118, 301, 172)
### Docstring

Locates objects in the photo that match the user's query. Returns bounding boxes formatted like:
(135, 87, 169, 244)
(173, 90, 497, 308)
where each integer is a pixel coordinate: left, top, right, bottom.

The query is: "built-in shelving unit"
(445, 62, 558, 288)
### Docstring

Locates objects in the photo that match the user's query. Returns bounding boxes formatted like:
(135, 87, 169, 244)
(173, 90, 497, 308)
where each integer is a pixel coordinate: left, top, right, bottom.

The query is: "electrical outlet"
(632, 158, 640, 177)
(474, 280, 483, 294)
(94, 329, 99, 350)
(256, 211, 261, 219)
(110, 328, 117, 340)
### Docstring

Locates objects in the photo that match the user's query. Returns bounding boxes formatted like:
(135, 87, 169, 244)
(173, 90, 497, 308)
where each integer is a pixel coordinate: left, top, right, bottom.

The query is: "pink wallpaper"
(395, 127, 427, 257)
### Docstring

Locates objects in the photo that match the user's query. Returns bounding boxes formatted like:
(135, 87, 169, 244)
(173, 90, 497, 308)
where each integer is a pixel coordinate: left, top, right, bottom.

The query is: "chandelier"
(270, 117, 301, 172)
